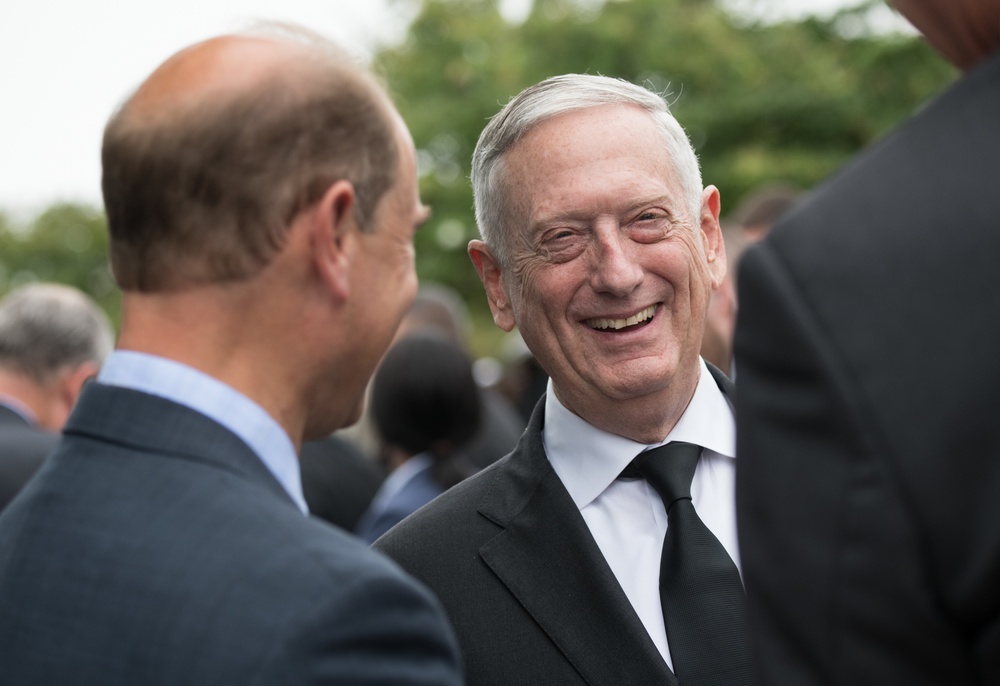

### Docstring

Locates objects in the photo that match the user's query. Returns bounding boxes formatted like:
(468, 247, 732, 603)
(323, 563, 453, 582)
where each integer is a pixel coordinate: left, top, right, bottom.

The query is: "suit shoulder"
(373, 458, 505, 562)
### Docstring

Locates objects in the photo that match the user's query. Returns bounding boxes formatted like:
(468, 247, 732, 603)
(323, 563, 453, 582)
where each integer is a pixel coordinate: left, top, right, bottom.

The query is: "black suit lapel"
(477, 398, 677, 686)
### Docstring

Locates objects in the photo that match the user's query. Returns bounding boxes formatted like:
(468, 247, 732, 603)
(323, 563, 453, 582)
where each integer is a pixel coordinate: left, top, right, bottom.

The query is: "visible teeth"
(587, 305, 655, 331)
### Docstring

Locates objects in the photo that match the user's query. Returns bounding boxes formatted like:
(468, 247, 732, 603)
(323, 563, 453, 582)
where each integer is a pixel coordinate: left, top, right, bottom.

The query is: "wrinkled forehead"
(502, 105, 684, 208)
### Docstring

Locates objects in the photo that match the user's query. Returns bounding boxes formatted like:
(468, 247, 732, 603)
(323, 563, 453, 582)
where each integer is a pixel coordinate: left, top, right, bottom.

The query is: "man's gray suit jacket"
(0, 381, 462, 685)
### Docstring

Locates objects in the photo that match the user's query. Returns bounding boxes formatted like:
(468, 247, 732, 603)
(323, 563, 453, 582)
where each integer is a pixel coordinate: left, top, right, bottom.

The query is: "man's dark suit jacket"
(734, 52, 1000, 684)
(0, 403, 59, 511)
(0, 382, 461, 685)
(376, 364, 735, 686)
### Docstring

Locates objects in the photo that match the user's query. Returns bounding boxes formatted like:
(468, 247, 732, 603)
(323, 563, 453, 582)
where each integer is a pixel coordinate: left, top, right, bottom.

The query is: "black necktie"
(633, 441, 754, 686)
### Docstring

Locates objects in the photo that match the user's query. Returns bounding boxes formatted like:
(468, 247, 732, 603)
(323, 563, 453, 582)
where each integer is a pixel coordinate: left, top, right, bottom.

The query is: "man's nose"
(590, 224, 643, 297)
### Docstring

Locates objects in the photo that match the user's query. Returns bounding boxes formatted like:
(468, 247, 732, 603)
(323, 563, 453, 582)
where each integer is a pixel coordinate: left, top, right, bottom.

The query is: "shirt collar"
(0, 394, 39, 426)
(544, 357, 735, 509)
(97, 350, 308, 514)
(367, 452, 434, 517)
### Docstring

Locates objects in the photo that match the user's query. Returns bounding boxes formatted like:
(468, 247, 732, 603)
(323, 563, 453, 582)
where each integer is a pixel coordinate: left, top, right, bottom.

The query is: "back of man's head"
(890, 0, 1000, 71)
(397, 283, 472, 347)
(0, 283, 113, 388)
(732, 183, 801, 243)
(102, 24, 400, 292)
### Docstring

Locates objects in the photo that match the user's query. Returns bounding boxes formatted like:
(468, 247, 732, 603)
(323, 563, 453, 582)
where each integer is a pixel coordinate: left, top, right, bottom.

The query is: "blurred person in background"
(356, 331, 481, 543)
(735, 0, 1000, 682)
(0, 282, 113, 510)
(730, 183, 801, 245)
(701, 184, 800, 377)
(495, 330, 549, 424)
(0, 24, 461, 686)
(399, 283, 525, 469)
(305, 281, 524, 531)
(339, 281, 524, 465)
(298, 432, 383, 532)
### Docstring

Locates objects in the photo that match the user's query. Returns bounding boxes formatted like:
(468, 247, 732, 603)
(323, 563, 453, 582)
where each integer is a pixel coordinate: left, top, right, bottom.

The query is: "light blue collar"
(98, 350, 308, 514)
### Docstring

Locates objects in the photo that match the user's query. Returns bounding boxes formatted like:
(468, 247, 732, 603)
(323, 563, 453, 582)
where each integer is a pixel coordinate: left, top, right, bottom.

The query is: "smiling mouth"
(586, 305, 657, 331)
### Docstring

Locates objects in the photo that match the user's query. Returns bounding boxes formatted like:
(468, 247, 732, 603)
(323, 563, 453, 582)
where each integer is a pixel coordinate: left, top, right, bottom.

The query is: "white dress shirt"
(97, 350, 308, 514)
(544, 357, 738, 670)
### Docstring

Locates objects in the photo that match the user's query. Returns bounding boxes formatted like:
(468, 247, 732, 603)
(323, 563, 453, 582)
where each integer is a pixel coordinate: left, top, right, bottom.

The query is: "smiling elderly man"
(376, 74, 752, 686)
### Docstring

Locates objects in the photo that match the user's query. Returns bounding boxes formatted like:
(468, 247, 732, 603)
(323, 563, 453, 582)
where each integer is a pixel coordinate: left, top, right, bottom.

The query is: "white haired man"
(377, 74, 751, 686)
(0, 283, 113, 510)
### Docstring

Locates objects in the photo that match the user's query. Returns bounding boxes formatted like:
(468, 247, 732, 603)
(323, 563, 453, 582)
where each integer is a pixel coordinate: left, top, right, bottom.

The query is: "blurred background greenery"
(0, 0, 955, 357)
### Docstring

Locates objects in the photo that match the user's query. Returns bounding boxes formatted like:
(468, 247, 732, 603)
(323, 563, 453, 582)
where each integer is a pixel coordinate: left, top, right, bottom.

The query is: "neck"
(554, 362, 702, 444)
(0, 369, 56, 430)
(116, 281, 316, 449)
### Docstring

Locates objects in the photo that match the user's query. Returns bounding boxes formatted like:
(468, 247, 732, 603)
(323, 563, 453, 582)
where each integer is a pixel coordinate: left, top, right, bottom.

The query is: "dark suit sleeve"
(734, 242, 998, 684)
(256, 561, 463, 686)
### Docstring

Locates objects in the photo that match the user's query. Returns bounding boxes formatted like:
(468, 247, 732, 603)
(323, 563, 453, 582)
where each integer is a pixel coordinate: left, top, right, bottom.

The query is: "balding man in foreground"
(0, 26, 461, 685)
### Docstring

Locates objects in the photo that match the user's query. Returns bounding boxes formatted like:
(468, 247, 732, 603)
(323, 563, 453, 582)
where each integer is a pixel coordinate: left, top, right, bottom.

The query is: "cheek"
(665, 233, 714, 292)
(393, 243, 418, 294)
(515, 263, 571, 322)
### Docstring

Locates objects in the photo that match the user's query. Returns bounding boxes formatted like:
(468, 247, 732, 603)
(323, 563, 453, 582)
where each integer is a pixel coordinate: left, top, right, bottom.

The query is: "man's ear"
(61, 362, 98, 408)
(468, 239, 515, 332)
(310, 180, 359, 303)
(699, 185, 728, 290)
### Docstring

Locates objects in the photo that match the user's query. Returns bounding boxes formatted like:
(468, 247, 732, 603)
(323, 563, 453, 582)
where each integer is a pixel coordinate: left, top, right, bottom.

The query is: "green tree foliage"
(0, 204, 120, 327)
(376, 0, 954, 353)
(1, 1, 955, 354)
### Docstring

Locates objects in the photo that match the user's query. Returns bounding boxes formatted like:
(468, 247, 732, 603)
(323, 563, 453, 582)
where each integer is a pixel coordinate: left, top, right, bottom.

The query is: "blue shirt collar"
(97, 350, 308, 514)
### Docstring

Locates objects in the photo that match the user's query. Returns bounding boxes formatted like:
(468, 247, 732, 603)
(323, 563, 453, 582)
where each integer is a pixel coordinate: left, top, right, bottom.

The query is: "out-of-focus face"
(889, 0, 1000, 70)
(474, 104, 725, 437)
(343, 113, 429, 425)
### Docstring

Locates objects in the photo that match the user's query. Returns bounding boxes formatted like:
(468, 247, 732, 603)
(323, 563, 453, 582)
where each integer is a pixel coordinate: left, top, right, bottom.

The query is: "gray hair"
(471, 74, 703, 268)
(0, 283, 114, 385)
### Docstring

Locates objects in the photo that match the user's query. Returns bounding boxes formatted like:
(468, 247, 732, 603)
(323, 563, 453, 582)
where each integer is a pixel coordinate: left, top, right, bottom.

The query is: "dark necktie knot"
(630, 441, 702, 509)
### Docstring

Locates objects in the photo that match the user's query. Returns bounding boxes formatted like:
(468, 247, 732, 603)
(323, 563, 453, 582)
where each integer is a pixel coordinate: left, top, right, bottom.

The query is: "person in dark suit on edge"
(0, 283, 113, 511)
(376, 74, 754, 686)
(734, 1, 1000, 683)
(0, 24, 461, 686)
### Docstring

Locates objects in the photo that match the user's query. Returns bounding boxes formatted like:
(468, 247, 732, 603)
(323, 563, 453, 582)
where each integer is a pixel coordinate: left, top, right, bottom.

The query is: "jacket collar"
(64, 382, 298, 510)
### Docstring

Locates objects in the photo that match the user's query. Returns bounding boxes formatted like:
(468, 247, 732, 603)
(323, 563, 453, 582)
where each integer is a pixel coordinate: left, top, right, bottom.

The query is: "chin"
(600, 379, 670, 403)
(595, 359, 680, 399)
(335, 394, 366, 431)
(303, 392, 366, 441)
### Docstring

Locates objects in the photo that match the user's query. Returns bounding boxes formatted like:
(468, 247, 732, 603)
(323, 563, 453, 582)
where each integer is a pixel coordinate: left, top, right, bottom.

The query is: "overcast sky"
(0, 0, 910, 216)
